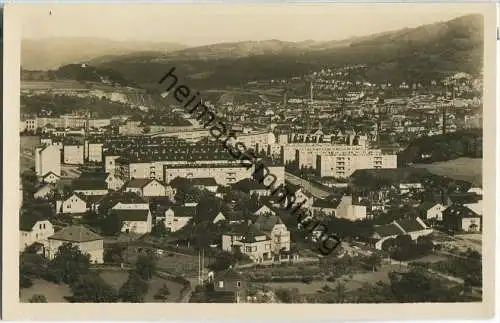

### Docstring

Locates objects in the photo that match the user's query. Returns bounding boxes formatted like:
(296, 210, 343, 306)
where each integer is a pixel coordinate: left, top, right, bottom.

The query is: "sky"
(16, 3, 485, 47)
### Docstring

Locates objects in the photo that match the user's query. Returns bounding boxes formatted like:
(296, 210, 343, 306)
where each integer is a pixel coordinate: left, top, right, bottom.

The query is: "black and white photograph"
(2, 2, 496, 321)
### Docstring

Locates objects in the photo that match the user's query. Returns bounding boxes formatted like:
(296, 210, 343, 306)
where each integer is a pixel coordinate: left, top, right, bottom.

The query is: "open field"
(412, 157, 482, 185)
(144, 275, 184, 302)
(20, 279, 71, 303)
(20, 136, 40, 172)
(99, 270, 130, 290)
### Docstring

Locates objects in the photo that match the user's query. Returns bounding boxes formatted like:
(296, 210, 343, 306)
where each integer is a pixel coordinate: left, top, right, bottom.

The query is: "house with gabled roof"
(48, 225, 104, 264)
(209, 268, 247, 303)
(252, 204, 277, 217)
(79, 171, 124, 191)
(222, 224, 273, 263)
(110, 202, 152, 234)
(20, 215, 54, 253)
(419, 201, 446, 221)
(371, 217, 432, 250)
(232, 178, 270, 197)
(124, 178, 174, 198)
(42, 171, 60, 184)
(164, 204, 196, 232)
(72, 178, 109, 196)
(56, 193, 88, 215)
(34, 184, 56, 200)
(443, 204, 482, 233)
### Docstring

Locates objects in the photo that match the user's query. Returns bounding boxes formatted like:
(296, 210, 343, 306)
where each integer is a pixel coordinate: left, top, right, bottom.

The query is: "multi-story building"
(63, 144, 85, 164)
(222, 213, 291, 263)
(35, 144, 61, 177)
(316, 151, 397, 178)
(19, 218, 54, 253)
(48, 225, 104, 264)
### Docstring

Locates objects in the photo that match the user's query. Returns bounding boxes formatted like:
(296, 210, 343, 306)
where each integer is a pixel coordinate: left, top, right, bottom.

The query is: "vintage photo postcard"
(2, 2, 497, 321)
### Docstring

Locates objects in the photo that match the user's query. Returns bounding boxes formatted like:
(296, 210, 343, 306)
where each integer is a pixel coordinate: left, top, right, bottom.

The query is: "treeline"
(398, 129, 483, 165)
(22, 64, 137, 87)
(21, 93, 136, 118)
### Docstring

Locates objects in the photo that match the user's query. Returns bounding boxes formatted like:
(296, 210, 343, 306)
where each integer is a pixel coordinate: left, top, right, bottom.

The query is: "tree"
(70, 275, 118, 303)
(135, 254, 157, 280)
(47, 243, 90, 285)
(101, 213, 123, 236)
(151, 221, 168, 238)
(29, 294, 48, 303)
(275, 288, 301, 303)
(119, 272, 149, 302)
(154, 284, 171, 301)
(363, 253, 382, 272)
(103, 244, 125, 264)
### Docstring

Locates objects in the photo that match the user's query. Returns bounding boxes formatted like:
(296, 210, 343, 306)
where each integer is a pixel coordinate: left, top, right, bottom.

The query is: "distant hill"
(21, 63, 137, 87)
(92, 14, 483, 90)
(21, 37, 186, 70)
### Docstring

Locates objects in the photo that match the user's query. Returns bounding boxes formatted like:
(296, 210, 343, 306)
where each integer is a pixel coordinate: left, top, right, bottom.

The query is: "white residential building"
(35, 145, 61, 177)
(20, 218, 54, 252)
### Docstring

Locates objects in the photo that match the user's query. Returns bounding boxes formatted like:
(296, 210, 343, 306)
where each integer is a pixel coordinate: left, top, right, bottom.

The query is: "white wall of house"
(270, 223, 291, 253)
(48, 239, 104, 264)
(461, 217, 481, 232)
(63, 145, 85, 165)
(426, 204, 446, 221)
(35, 145, 61, 177)
(19, 220, 54, 252)
(43, 173, 60, 184)
(143, 180, 167, 197)
(107, 175, 124, 191)
(241, 238, 272, 262)
(112, 202, 149, 210)
(56, 195, 87, 214)
(121, 216, 152, 234)
(74, 189, 108, 196)
(34, 186, 53, 199)
(164, 209, 192, 232)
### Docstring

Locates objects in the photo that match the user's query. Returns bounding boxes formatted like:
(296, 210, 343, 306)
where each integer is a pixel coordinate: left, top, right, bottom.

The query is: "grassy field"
(20, 279, 71, 303)
(144, 275, 184, 303)
(412, 157, 482, 186)
(98, 269, 184, 302)
(20, 136, 40, 172)
(98, 270, 130, 291)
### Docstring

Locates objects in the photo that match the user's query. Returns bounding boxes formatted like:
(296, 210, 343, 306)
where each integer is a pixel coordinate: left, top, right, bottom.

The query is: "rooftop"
(49, 225, 103, 242)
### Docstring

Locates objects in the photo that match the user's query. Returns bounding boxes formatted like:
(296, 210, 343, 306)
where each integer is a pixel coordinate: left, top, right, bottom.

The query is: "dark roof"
(224, 211, 245, 222)
(224, 223, 251, 235)
(444, 204, 481, 218)
(169, 177, 217, 188)
(396, 218, 426, 232)
(215, 268, 244, 281)
(240, 224, 268, 243)
(254, 213, 285, 232)
(312, 198, 341, 209)
(448, 193, 482, 205)
(43, 171, 60, 178)
(373, 223, 404, 237)
(419, 201, 441, 211)
(72, 179, 108, 191)
(49, 225, 103, 242)
(190, 177, 218, 187)
(126, 178, 158, 189)
(232, 178, 268, 193)
(20, 215, 49, 231)
(83, 194, 106, 205)
(79, 172, 109, 181)
(168, 205, 196, 217)
(110, 209, 150, 221)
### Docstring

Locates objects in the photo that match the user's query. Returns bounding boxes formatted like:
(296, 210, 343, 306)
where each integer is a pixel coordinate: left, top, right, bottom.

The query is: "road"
(285, 172, 331, 199)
